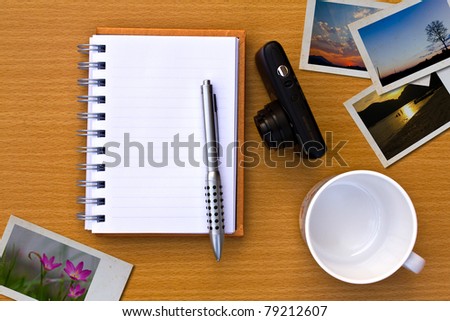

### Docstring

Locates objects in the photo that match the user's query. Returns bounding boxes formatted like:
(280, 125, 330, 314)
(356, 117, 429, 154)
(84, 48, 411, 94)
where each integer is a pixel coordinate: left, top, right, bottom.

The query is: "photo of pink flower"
(64, 260, 92, 282)
(68, 284, 87, 299)
(40, 253, 62, 271)
(0, 225, 100, 300)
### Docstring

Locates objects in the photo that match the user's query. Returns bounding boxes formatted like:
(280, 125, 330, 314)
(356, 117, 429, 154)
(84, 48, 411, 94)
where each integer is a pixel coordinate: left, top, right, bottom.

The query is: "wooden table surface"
(0, 0, 448, 301)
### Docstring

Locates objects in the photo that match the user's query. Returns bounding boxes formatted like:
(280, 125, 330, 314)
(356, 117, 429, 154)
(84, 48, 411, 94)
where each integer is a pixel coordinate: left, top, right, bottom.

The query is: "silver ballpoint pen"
(201, 79, 224, 262)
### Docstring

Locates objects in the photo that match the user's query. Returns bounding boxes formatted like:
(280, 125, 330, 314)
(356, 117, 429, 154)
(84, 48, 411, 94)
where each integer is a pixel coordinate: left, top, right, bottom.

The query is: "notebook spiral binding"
(78, 61, 106, 70)
(78, 79, 106, 86)
(77, 180, 106, 188)
(77, 44, 106, 54)
(77, 43, 107, 223)
(77, 146, 106, 154)
(77, 129, 106, 137)
(76, 213, 106, 222)
(77, 112, 106, 120)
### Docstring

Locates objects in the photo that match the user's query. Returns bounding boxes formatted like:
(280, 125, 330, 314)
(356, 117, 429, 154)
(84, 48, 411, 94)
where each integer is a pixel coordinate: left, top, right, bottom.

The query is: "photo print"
(0, 216, 133, 300)
(344, 69, 450, 167)
(300, 0, 392, 78)
(350, 0, 450, 94)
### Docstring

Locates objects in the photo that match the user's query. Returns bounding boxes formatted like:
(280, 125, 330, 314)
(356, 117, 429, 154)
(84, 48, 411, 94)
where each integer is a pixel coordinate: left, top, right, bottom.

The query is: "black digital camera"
(254, 41, 326, 159)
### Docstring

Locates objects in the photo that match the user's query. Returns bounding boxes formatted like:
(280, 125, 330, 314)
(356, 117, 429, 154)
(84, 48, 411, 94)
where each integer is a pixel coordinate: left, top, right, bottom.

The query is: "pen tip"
(214, 249, 222, 262)
(210, 233, 223, 262)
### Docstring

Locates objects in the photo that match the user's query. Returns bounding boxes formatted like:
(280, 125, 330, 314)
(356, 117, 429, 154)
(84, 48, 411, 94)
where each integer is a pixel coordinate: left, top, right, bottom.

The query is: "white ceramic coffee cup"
(300, 170, 425, 284)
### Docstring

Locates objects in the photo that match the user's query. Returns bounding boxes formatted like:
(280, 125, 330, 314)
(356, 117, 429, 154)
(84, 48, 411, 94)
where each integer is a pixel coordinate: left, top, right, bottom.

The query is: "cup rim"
(304, 170, 418, 284)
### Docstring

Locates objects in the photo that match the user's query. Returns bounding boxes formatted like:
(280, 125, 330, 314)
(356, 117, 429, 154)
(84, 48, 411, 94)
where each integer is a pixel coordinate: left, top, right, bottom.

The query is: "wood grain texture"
(0, 0, 449, 301)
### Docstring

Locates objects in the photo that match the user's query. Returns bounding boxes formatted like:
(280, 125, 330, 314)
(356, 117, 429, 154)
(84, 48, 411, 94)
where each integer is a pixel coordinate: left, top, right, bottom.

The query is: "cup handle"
(402, 251, 425, 274)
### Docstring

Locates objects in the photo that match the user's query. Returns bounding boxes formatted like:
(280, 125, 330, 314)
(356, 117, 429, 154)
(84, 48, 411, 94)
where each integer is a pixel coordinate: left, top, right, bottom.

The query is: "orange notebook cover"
(79, 27, 245, 236)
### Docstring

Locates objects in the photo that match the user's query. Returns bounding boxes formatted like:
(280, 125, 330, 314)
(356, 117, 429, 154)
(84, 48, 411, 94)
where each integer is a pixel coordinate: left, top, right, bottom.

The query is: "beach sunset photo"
(345, 71, 450, 166)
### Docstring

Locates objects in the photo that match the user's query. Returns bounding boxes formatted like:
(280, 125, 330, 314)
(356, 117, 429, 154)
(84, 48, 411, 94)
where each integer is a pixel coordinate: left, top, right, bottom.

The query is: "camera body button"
(277, 65, 289, 77)
(284, 80, 293, 88)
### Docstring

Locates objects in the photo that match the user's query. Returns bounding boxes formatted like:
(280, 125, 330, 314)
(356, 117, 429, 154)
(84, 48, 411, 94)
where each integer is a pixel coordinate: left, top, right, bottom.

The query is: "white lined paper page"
(84, 35, 238, 233)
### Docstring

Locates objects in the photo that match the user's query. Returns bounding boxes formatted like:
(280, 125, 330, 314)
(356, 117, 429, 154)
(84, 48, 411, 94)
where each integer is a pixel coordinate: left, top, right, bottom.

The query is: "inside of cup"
(306, 172, 416, 284)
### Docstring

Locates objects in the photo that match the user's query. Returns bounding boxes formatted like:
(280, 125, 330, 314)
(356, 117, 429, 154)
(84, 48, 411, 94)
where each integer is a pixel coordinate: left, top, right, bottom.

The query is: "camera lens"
(254, 100, 296, 148)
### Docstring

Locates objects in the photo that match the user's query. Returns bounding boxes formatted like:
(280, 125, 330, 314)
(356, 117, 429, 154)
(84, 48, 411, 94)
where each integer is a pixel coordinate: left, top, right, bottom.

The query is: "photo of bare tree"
(350, 0, 450, 94)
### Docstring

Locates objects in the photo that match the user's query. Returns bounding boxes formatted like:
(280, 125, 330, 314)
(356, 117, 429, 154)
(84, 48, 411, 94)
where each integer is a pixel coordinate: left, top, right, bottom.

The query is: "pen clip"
(213, 93, 220, 144)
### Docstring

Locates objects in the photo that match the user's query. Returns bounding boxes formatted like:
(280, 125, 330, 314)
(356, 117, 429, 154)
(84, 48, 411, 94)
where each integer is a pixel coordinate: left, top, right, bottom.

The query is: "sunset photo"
(344, 71, 450, 166)
(351, 0, 450, 93)
(300, 0, 390, 78)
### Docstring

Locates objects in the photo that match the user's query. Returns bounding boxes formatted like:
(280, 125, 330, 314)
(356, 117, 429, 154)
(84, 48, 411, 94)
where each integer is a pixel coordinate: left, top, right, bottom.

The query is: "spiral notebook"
(77, 28, 245, 235)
